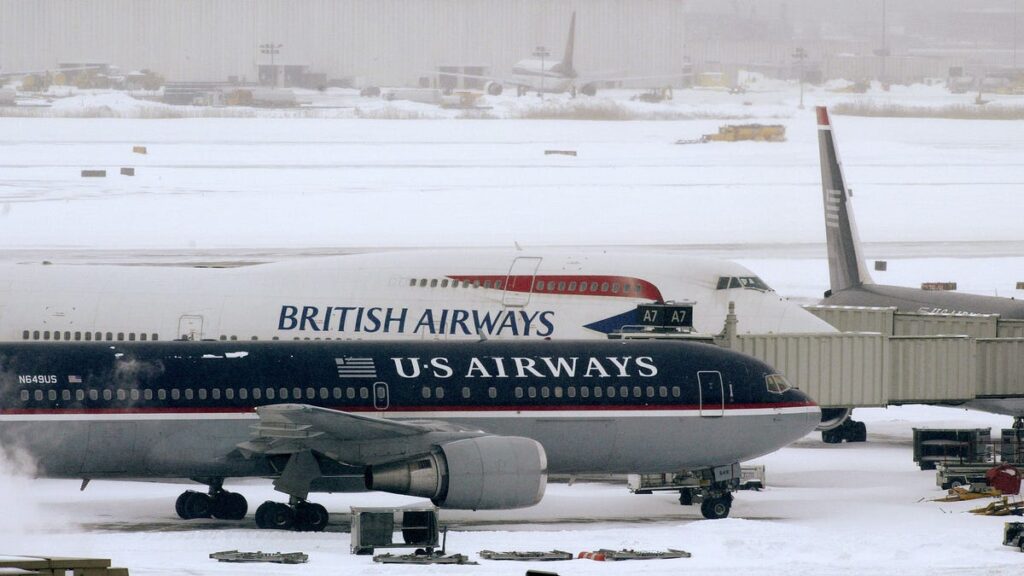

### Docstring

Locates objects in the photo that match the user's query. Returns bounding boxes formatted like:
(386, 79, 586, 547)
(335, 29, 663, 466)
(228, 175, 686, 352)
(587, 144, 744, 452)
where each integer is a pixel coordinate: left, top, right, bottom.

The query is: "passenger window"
(293, 387, 302, 399)
(104, 389, 113, 401)
(64, 331, 71, 340)
(44, 331, 50, 340)
(612, 283, 620, 293)
(184, 389, 194, 400)
(128, 333, 135, 341)
(197, 389, 207, 400)
(483, 281, 491, 289)
(117, 332, 125, 341)
(601, 282, 610, 292)
(140, 333, 147, 341)
(21, 390, 29, 402)
(590, 282, 599, 291)
(419, 279, 427, 287)
(568, 281, 577, 291)
(33, 330, 39, 340)
(554, 387, 563, 398)
(266, 388, 275, 400)
(212, 389, 221, 400)
(62, 390, 71, 401)
(647, 386, 655, 397)
(53, 331, 60, 341)
(462, 387, 471, 399)
(534, 279, 543, 291)
(143, 390, 152, 401)
(494, 280, 502, 289)
(541, 387, 550, 398)
(621, 386, 630, 398)
(514, 387, 523, 399)
(409, 278, 417, 287)
(252, 388, 262, 400)
(488, 387, 497, 399)
(131, 389, 140, 401)
(105, 332, 113, 341)
(76, 390, 85, 401)
(430, 279, 438, 287)
(349, 388, 357, 400)
(157, 389, 166, 400)
(606, 386, 615, 398)
(547, 281, 556, 290)
(557, 282, 566, 291)
(306, 387, 316, 399)
(49, 390, 57, 401)
(528, 387, 537, 399)
(74, 331, 81, 341)
(579, 386, 588, 398)
(659, 386, 668, 398)
(85, 332, 92, 341)
(90, 390, 99, 401)
(594, 386, 603, 398)
(152, 333, 159, 341)
(632, 386, 641, 397)
(441, 279, 449, 288)
(279, 388, 288, 399)
(34, 390, 43, 401)
(21, 330, 28, 340)
(239, 389, 248, 400)
(361, 388, 370, 399)
(567, 387, 576, 398)
(225, 389, 234, 400)
(624, 284, 632, 293)
(672, 386, 681, 398)
(434, 387, 444, 399)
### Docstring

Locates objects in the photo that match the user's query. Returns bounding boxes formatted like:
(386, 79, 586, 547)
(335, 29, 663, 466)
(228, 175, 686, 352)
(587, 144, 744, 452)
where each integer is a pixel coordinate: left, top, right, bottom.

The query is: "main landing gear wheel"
(175, 490, 213, 520)
(700, 497, 732, 520)
(211, 491, 248, 520)
(255, 501, 329, 532)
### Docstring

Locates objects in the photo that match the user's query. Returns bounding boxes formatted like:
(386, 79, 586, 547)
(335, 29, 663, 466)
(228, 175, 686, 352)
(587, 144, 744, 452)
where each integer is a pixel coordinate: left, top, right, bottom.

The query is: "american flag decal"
(68, 375, 83, 384)
(335, 357, 378, 378)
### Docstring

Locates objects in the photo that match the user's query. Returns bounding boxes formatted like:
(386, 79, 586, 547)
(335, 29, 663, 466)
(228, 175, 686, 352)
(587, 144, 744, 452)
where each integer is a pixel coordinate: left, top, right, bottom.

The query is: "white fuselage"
(0, 249, 835, 343)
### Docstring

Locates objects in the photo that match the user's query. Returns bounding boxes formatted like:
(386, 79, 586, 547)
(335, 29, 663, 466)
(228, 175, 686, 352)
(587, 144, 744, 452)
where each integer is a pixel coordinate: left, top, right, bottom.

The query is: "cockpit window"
(765, 374, 792, 394)
(716, 276, 772, 292)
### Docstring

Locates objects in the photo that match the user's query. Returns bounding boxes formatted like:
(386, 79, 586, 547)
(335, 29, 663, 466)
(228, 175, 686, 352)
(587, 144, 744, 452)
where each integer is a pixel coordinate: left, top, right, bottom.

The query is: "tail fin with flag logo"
(817, 106, 873, 294)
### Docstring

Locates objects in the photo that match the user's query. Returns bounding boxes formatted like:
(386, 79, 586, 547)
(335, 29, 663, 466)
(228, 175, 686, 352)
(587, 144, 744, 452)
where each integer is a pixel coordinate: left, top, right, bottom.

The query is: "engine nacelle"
(485, 81, 503, 96)
(817, 407, 853, 431)
(365, 436, 547, 510)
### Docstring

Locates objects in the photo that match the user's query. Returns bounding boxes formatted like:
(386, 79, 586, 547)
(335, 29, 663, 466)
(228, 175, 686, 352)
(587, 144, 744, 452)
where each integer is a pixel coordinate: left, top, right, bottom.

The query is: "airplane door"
(503, 257, 542, 307)
(178, 315, 204, 341)
(373, 382, 390, 410)
(698, 371, 725, 417)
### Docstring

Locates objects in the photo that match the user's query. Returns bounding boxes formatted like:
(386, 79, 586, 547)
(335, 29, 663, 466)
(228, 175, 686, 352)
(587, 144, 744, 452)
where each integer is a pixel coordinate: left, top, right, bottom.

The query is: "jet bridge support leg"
(254, 450, 330, 532)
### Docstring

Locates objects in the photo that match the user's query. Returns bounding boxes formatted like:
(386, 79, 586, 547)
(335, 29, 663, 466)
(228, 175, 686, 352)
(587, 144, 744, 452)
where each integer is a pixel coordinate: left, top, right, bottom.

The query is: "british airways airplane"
(0, 338, 819, 529)
(0, 248, 836, 344)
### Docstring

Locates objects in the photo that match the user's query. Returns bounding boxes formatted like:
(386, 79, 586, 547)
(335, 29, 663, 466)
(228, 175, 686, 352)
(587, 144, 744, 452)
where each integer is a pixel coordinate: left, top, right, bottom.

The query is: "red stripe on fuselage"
(447, 275, 664, 302)
(0, 401, 816, 416)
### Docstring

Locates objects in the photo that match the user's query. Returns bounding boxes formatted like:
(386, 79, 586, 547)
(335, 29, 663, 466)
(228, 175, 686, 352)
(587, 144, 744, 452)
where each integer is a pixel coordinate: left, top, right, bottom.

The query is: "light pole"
(792, 47, 807, 109)
(259, 43, 283, 88)
(533, 46, 550, 95)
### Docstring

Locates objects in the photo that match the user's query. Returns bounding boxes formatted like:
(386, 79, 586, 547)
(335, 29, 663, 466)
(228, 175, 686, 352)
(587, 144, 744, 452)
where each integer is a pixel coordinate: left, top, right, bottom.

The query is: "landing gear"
(700, 495, 733, 520)
(255, 499, 329, 532)
(174, 481, 248, 520)
(821, 418, 867, 443)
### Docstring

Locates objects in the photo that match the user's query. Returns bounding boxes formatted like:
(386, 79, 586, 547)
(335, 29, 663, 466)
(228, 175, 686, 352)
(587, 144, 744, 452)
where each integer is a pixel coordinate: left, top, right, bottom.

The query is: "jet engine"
(580, 83, 598, 96)
(365, 436, 547, 510)
(817, 407, 853, 431)
(485, 81, 503, 96)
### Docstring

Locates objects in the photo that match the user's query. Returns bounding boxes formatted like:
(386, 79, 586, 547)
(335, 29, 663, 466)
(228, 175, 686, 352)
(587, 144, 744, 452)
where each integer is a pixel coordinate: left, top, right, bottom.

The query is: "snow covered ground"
(0, 406, 1021, 576)
(1, 85, 1023, 573)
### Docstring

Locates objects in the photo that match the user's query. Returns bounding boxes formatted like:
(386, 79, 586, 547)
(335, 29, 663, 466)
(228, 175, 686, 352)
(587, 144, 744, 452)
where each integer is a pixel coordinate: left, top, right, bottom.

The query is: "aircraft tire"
(254, 501, 275, 529)
(294, 502, 329, 532)
(821, 429, 842, 444)
(263, 502, 295, 530)
(700, 497, 731, 520)
(212, 491, 248, 520)
(853, 421, 868, 442)
(180, 490, 213, 519)
(175, 491, 192, 519)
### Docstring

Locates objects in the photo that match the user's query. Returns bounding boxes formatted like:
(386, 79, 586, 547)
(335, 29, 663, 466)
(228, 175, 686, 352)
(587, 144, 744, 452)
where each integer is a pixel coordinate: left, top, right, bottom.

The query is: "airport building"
(0, 0, 1017, 87)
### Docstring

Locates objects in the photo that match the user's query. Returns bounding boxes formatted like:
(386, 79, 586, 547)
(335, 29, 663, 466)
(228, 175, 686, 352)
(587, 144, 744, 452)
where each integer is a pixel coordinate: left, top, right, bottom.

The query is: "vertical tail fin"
(817, 106, 873, 292)
(559, 12, 576, 76)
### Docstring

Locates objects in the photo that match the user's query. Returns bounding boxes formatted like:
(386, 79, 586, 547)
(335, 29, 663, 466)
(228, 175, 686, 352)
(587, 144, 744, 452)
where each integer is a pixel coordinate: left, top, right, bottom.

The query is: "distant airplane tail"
(559, 11, 576, 76)
(817, 106, 873, 293)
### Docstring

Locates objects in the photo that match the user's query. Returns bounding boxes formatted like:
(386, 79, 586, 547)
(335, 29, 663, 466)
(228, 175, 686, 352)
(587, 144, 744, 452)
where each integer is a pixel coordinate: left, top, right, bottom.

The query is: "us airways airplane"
(815, 106, 1024, 437)
(816, 106, 1024, 320)
(0, 339, 819, 529)
(0, 249, 836, 345)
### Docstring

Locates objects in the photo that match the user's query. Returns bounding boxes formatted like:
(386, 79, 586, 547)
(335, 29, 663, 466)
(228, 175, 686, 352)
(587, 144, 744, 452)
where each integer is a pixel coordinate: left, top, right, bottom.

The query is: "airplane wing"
(237, 403, 483, 458)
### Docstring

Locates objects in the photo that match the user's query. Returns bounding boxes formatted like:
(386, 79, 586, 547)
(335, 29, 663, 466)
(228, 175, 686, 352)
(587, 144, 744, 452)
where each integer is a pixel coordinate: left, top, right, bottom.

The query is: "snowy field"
(1, 406, 1021, 576)
(1, 86, 1023, 573)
